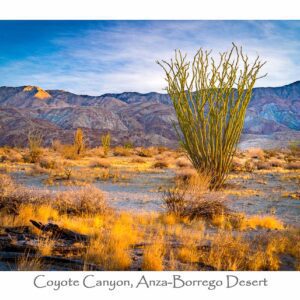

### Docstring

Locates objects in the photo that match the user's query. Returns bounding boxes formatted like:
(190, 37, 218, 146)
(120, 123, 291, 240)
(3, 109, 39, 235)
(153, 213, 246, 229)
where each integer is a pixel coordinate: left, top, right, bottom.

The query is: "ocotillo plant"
(74, 128, 85, 155)
(101, 133, 111, 157)
(158, 44, 266, 190)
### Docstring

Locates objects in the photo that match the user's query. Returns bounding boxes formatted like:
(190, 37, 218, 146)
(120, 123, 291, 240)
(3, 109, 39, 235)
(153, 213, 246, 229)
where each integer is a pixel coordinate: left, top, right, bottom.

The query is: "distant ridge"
(0, 81, 299, 148)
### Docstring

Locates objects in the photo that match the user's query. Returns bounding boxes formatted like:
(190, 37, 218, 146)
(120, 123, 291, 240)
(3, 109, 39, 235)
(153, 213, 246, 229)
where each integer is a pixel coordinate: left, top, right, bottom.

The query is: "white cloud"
(1, 21, 300, 94)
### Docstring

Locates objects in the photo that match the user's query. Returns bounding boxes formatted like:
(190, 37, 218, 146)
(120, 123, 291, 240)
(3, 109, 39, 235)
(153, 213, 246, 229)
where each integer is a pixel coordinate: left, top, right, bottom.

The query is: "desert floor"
(0, 145, 299, 270)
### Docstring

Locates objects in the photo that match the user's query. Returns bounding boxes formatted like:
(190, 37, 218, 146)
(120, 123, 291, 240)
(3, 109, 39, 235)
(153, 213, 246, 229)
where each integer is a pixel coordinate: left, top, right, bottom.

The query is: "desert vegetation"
(158, 44, 266, 190)
(0, 44, 299, 271)
(0, 141, 299, 271)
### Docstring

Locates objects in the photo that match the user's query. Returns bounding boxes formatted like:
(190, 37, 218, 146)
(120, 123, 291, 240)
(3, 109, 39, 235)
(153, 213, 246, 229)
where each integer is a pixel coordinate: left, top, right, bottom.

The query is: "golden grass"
(16, 252, 42, 271)
(85, 212, 139, 270)
(142, 239, 165, 271)
(1, 146, 300, 270)
(212, 213, 284, 231)
(37, 238, 55, 256)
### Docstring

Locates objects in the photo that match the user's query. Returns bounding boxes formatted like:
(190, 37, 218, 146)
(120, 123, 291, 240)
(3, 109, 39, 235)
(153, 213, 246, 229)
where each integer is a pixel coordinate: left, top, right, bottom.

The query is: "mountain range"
(0, 81, 299, 149)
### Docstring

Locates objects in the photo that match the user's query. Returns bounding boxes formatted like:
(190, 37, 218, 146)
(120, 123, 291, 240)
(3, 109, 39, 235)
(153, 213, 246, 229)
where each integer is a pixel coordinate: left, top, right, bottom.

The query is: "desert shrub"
(247, 148, 265, 160)
(163, 173, 227, 221)
(158, 44, 265, 190)
(55, 186, 108, 216)
(130, 157, 146, 164)
(264, 149, 280, 159)
(256, 161, 271, 170)
(90, 159, 111, 169)
(152, 160, 169, 169)
(230, 157, 244, 172)
(183, 198, 228, 221)
(27, 131, 43, 163)
(0, 154, 8, 162)
(156, 146, 169, 154)
(74, 128, 85, 156)
(123, 141, 134, 149)
(59, 144, 77, 160)
(137, 148, 154, 157)
(101, 133, 111, 157)
(113, 146, 131, 157)
(285, 162, 300, 170)
(0, 148, 24, 163)
(39, 158, 57, 169)
(52, 139, 61, 152)
(163, 187, 187, 217)
(175, 168, 198, 184)
(244, 159, 255, 172)
(30, 164, 50, 175)
(63, 167, 72, 180)
(0, 174, 53, 215)
(176, 157, 192, 168)
(269, 158, 284, 168)
(288, 140, 300, 156)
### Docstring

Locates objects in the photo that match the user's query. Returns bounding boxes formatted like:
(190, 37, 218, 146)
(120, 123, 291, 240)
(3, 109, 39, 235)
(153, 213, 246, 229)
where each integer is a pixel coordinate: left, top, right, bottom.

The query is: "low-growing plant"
(113, 146, 131, 157)
(90, 159, 111, 169)
(153, 160, 169, 169)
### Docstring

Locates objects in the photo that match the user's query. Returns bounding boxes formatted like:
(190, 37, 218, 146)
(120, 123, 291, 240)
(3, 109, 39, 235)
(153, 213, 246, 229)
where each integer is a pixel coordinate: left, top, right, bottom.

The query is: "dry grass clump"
(288, 141, 300, 156)
(163, 172, 227, 221)
(136, 147, 155, 158)
(285, 161, 300, 170)
(56, 144, 78, 160)
(29, 164, 51, 176)
(176, 157, 192, 168)
(130, 157, 146, 164)
(212, 213, 284, 231)
(152, 160, 169, 169)
(245, 215, 284, 230)
(256, 161, 271, 170)
(0, 147, 24, 163)
(85, 213, 139, 270)
(39, 157, 59, 169)
(230, 157, 245, 172)
(198, 232, 268, 270)
(37, 238, 55, 256)
(268, 158, 284, 168)
(0, 175, 108, 221)
(246, 148, 265, 160)
(177, 240, 199, 264)
(142, 239, 165, 271)
(89, 158, 111, 169)
(113, 146, 132, 157)
(16, 252, 42, 271)
(0, 174, 53, 215)
(84, 147, 106, 158)
(175, 168, 198, 183)
(55, 186, 108, 216)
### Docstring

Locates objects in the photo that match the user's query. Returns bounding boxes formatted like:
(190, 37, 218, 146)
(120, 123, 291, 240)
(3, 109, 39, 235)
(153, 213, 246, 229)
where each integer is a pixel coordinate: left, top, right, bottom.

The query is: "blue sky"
(0, 20, 299, 95)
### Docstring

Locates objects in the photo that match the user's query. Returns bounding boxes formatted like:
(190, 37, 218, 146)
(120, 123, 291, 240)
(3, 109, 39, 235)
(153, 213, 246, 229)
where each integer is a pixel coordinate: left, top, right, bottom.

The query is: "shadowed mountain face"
(0, 82, 299, 148)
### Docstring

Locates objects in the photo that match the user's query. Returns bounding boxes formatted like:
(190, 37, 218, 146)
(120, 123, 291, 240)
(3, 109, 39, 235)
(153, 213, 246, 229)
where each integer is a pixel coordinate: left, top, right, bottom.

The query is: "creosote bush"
(158, 44, 266, 190)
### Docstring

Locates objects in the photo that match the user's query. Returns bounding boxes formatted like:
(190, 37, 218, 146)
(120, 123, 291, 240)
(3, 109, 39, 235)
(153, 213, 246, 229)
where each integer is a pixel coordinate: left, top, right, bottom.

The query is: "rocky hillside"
(0, 82, 299, 148)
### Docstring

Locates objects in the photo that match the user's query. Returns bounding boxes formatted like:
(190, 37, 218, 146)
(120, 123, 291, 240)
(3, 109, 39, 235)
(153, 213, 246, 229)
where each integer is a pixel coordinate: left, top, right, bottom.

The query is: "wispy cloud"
(0, 21, 299, 94)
